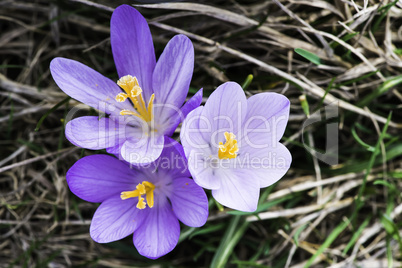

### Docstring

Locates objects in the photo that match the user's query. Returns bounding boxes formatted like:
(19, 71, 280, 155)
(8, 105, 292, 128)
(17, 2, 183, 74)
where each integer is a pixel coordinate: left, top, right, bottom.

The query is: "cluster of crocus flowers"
(51, 4, 291, 259)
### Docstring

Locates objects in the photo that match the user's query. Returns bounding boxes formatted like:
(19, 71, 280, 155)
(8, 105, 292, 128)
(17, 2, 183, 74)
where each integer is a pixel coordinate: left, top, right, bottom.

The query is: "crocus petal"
(106, 144, 123, 156)
(153, 34, 194, 123)
(151, 137, 191, 178)
(67, 155, 142, 203)
(180, 106, 212, 156)
(90, 196, 146, 243)
(170, 177, 208, 227)
(121, 134, 164, 164)
(212, 169, 260, 212)
(133, 201, 180, 259)
(179, 88, 203, 122)
(164, 88, 203, 137)
(181, 107, 221, 189)
(111, 5, 156, 101)
(50, 57, 131, 116)
(65, 116, 134, 150)
(188, 149, 221, 190)
(240, 92, 290, 146)
(238, 142, 292, 188)
(201, 82, 247, 144)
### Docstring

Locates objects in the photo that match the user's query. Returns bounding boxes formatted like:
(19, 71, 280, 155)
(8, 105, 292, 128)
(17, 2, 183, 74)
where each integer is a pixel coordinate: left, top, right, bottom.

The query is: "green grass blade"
(355, 112, 392, 211)
(293, 224, 308, 247)
(210, 215, 249, 268)
(381, 214, 402, 248)
(351, 125, 375, 152)
(231, 260, 268, 267)
(178, 227, 196, 243)
(316, 77, 336, 112)
(373, 180, 397, 192)
(342, 216, 371, 255)
(386, 235, 393, 268)
(0, 65, 26, 69)
(304, 218, 350, 267)
(35, 96, 70, 131)
(330, 32, 359, 49)
(358, 75, 402, 107)
(299, 95, 310, 117)
(189, 223, 226, 239)
(372, 0, 399, 33)
(294, 48, 321, 65)
(241, 74, 254, 90)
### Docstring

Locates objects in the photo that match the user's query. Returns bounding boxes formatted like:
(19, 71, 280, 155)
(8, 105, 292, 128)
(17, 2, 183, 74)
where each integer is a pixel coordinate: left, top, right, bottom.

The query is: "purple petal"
(240, 92, 290, 145)
(121, 134, 164, 164)
(67, 154, 141, 203)
(212, 169, 260, 212)
(180, 107, 221, 189)
(50, 57, 131, 116)
(106, 144, 123, 156)
(151, 137, 191, 178)
(188, 149, 221, 190)
(133, 200, 180, 259)
(170, 177, 208, 227)
(111, 5, 156, 101)
(201, 82, 247, 144)
(164, 88, 203, 137)
(65, 116, 136, 150)
(153, 35, 194, 124)
(237, 142, 292, 188)
(180, 88, 203, 121)
(180, 106, 211, 156)
(90, 196, 146, 243)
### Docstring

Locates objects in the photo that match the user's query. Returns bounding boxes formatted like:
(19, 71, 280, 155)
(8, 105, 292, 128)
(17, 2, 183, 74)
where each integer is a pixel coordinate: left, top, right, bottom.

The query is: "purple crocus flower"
(180, 82, 291, 212)
(50, 5, 202, 164)
(67, 139, 209, 259)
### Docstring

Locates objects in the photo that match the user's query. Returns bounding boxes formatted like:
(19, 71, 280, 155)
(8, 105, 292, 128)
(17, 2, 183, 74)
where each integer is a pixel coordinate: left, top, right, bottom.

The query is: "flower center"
(115, 75, 155, 122)
(218, 132, 239, 159)
(120, 181, 155, 209)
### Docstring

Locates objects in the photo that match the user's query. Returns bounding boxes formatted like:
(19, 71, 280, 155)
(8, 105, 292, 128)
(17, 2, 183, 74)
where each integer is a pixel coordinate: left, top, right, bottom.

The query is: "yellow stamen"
(143, 181, 155, 208)
(147, 94, 155, 121)
(137, 196, 146, 209)
(115, 93, 128, 102)
(218, 132, 239, 159)
(120, 109, 146, 121)
(115, 75, 154, 122)
(120, 181, 155, 209)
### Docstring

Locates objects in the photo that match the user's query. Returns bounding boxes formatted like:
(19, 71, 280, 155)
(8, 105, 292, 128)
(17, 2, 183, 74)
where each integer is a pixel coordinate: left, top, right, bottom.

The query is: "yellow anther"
(115, 75, 154, 122)
(120, 181, 155, 209)
(130, 86, 142, 97)
(120, 109, 134, 115)
(115, 93, 128, 102)
(119, 109, 144, 121)
(117, 75, 139, 93)
(136, 183, 146, 195)
(218, 132, 239, 159)
(136, 196, 146, 209)
(120, 189, 138, 200)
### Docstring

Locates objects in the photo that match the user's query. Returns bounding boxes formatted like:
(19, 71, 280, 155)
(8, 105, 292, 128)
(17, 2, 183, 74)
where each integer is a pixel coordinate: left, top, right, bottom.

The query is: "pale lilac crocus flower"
(50, 5, 202, 164)
(67, 139, 208, 259)
(180, 82, 291, 212)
